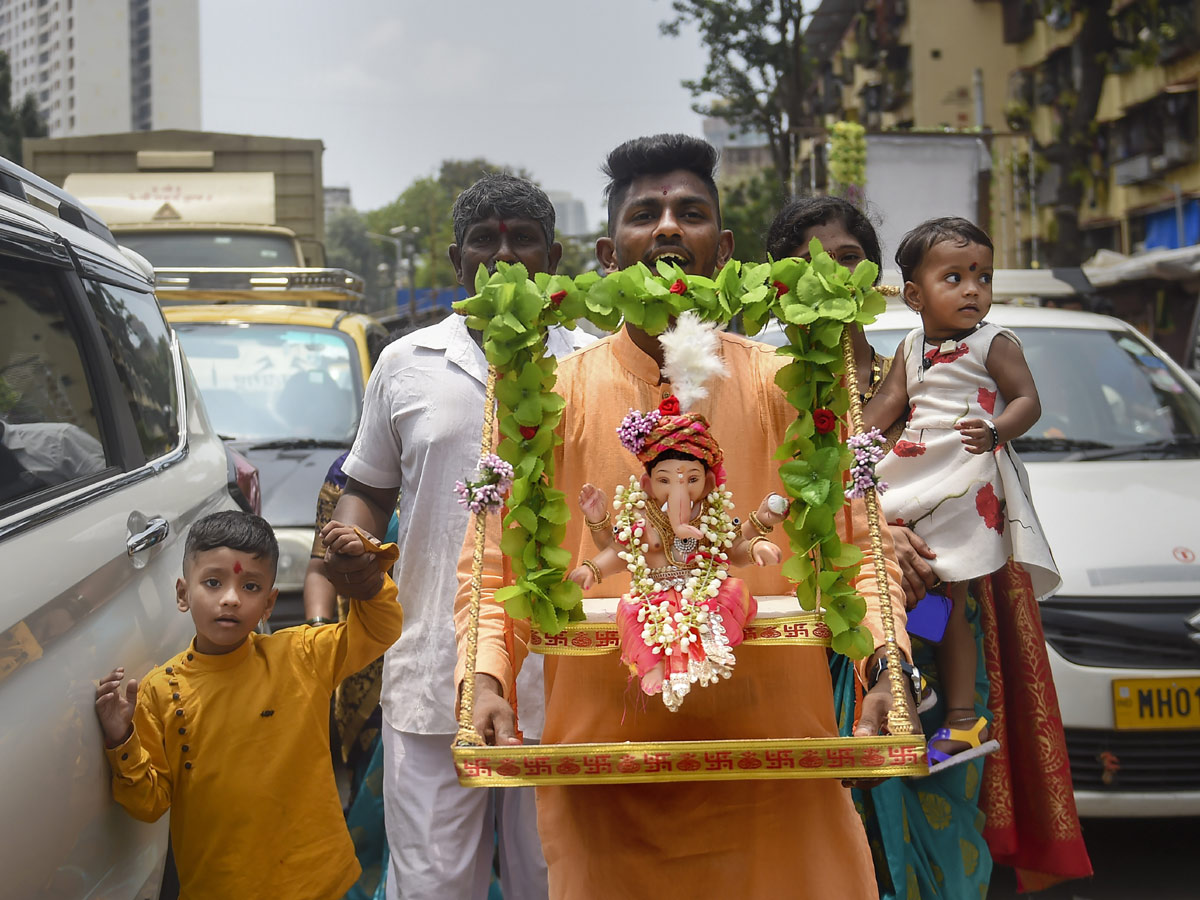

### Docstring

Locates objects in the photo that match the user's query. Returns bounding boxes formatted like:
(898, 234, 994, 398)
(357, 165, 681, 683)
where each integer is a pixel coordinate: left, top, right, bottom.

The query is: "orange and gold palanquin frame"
(451, 266, 926, 786)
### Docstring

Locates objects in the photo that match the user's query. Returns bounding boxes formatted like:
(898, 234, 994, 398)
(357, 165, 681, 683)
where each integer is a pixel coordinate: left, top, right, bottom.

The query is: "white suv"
(757, 301, 1200, 816)
(0, 160, 247, 897)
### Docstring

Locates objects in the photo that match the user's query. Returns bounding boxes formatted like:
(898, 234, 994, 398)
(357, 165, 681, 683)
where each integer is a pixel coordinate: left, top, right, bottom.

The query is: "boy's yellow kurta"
(456, 328, 910, 900)
(107, 561, 404, 900)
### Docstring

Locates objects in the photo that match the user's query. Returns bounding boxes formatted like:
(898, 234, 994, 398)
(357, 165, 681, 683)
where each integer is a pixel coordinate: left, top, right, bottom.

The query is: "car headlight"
(273, 526, 315, 593)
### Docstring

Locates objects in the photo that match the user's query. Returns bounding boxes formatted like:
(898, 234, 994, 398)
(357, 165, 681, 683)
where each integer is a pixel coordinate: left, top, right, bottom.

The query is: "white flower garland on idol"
(612, 476, 743, 711)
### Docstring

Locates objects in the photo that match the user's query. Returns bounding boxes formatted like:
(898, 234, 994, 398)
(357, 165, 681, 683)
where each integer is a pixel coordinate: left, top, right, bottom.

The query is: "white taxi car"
(0, 159, 246, 895)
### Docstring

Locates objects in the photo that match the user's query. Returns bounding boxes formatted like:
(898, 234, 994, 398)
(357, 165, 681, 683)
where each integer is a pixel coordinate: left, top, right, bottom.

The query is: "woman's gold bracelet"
(748, 510, 773, 536)
(585, 512, 611, 532)
(582, 559, 603, 584)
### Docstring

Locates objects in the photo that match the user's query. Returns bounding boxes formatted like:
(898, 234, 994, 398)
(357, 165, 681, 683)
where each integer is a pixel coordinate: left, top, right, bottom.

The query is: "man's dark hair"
(451, 172, 556, 248)
(602, 134, 721, 232)
(895, 216, 993, 283)
(765, 196, 882, 276)
(184, 510, 279, 575)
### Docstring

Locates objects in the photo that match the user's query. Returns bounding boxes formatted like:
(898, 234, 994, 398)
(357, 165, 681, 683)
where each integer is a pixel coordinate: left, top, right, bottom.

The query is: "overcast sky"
(199, 0, 712, 229)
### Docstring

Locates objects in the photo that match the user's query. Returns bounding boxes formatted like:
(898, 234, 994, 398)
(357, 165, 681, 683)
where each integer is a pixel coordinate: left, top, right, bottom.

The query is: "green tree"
(324, 207, 388, 309)
(557, 230, 604, 278)
(660, 0, 811, 190)
(366, 158, 534, 292)
(0, 51, 47, 162)
(721, 167, 786, 262)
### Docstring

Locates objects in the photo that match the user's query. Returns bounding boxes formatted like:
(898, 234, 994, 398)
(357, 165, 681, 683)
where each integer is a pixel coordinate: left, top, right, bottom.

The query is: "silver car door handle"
(127, 516, 170, 556)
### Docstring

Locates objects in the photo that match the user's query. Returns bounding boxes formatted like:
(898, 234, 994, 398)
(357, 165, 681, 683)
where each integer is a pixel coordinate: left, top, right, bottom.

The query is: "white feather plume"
(658, 311, 728, 411)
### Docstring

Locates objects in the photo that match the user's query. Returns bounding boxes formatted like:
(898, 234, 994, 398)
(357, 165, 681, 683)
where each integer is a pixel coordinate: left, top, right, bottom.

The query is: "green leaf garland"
(454, 240, 886, 659)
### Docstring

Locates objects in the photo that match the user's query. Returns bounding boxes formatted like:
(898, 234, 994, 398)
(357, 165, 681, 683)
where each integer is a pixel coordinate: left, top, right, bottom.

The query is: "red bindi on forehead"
(233, 561, 242, 574)
(969, 262, 977, 271)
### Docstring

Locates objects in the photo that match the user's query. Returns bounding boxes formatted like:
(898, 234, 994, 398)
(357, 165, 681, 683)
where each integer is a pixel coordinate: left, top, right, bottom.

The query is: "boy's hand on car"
(322, 520, 385, 600)
(95, 667, 137, 748)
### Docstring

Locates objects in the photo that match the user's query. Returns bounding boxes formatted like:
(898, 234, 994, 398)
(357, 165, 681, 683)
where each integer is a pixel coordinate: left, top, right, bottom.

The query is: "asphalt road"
(988, 817, 1196, 900)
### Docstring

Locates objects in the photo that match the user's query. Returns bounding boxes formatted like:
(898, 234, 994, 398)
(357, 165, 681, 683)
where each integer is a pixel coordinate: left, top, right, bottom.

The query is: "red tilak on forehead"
(969, 262, 978, 271)
(498, 221, 508, 233)
(661, 186, 669, 195)
(233, 561, 243, 574)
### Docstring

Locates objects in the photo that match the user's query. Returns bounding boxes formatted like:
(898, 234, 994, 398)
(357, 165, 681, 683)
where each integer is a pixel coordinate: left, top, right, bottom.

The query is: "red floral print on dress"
(924, 343, 969, 367)
(975, 483, 1005, 533)
(892, 439, 927, 457)
(977, 387, 997, 414)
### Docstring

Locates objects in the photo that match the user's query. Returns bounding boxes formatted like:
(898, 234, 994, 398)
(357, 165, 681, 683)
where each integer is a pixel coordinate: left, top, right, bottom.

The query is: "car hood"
(1025, 457, 1200, 597)
(232, 443, 348, 528)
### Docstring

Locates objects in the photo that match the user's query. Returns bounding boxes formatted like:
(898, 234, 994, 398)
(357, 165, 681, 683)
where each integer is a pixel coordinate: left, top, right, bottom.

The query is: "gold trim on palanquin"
(529, 609, 833, 656)
(453, 735, 928, 786)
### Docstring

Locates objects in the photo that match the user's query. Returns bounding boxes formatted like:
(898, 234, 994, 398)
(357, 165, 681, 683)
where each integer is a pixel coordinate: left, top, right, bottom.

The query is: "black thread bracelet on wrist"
(985, 420, 1000, 451)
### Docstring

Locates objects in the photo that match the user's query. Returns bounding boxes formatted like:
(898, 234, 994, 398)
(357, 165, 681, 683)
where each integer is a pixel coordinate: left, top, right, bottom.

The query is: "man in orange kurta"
(455, 134, 912, 899)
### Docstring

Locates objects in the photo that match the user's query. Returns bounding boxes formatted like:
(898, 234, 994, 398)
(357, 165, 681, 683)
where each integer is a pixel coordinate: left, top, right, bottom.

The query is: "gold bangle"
(584, 511, 611, 532)
(582, 559, 603, 584)
(746, 535, 769, 557)
(748, 510, 772, 536)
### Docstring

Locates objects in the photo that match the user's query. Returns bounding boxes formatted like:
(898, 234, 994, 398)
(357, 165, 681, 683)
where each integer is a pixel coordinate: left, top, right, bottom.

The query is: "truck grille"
(1066, 728, 1200, 792)
(1039, 596, 1200, 669)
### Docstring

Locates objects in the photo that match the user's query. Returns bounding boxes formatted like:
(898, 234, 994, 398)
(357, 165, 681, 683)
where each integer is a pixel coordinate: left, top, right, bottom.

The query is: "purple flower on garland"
(455, 453, 516, 514)
(617, 408, 661, 455)
(845, 428, 889, 500)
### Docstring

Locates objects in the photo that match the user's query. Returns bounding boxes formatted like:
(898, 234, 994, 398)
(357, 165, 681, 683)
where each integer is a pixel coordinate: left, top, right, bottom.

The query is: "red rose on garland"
(773, 280, 789, 297)
(549, 289, 567, 307)
(519, 425, 538, 440)
(668, 279, 687, 295)
(812, 408, 837, 434)
(658, 395, 681, 416)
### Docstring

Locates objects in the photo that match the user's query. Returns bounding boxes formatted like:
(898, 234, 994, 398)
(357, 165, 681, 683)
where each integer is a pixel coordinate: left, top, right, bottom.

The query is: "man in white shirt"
(328, 174, 590, 900)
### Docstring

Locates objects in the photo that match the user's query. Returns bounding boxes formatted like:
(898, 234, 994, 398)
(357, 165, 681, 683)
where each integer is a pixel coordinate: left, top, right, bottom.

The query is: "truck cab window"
(0, 259, 110, 507)
(84, 282, 180, 461)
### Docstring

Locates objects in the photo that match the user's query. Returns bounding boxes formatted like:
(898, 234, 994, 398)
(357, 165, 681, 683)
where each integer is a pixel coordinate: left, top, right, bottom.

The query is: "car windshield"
(119, 231, 301, 268)
(866, 324, 1200, 460)
(174, 322, 360, 443)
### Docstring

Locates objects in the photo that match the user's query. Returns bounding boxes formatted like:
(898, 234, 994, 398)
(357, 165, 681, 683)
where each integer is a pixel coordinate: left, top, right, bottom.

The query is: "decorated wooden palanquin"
(451, 246, 926, 786)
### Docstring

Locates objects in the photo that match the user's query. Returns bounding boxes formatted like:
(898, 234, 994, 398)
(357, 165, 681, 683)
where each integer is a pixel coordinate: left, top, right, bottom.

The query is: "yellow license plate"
(1112, 676, 1200, 730)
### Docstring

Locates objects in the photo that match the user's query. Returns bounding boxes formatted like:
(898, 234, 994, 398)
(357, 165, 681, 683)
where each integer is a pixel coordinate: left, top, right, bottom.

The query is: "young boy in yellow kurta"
(94, 510, 404, 900)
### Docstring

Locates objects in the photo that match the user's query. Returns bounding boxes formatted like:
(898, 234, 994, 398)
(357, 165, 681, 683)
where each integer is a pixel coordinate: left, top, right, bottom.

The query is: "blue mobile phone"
(907, 590, 952, 644)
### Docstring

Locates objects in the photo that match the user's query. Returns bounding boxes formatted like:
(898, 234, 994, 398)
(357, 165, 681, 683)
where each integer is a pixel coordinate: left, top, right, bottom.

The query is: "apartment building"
(0, 0, 199, 136)
(1003, 0, 1200, 257)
